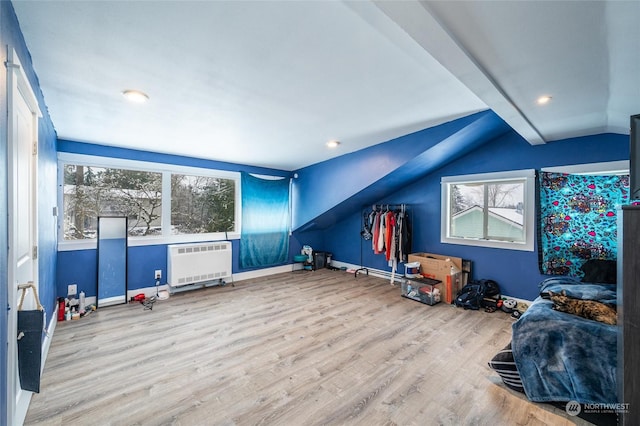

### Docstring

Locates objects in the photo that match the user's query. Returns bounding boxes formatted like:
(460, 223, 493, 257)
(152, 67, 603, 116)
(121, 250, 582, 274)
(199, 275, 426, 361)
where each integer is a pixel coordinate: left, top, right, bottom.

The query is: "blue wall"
(291, 110, 510, 231)
(57, 245, 166, 298)
(37, 88, 59, 330)
(57, 128, 629, 302)
(58, 140, 293, 176)
(1, 0, 58, 419)
(56, 141, 294, 298)
(315, 131, 628, 300)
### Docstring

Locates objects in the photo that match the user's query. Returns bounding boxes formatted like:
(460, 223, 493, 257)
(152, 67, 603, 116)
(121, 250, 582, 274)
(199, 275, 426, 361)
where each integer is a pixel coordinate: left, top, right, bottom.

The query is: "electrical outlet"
(68, 284, 77, 295)
(155, 270, 162, 280)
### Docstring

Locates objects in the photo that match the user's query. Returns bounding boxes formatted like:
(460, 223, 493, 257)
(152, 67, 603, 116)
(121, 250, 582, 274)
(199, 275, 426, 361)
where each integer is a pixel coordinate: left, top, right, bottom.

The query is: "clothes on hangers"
(370, 207, 379, 253)
(398, 208, 411, 263)
(377, 211, 386, 254)
(385, 210, 395, 262)
(362, 204, 411, 264)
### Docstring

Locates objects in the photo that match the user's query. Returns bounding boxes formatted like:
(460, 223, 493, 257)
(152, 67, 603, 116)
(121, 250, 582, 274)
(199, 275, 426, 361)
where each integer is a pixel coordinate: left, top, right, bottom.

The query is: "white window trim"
(441, 169, 536, 251)
(57, 152, 242, 251)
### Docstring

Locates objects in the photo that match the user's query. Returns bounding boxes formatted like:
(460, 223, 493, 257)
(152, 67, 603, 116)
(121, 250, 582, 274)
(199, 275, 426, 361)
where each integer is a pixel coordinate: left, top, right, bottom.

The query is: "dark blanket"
(511, 277, 617, 403)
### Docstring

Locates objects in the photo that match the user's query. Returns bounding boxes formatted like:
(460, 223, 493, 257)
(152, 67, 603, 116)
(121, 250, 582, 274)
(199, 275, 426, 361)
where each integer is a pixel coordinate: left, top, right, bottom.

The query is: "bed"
(489, 260, 618, 405)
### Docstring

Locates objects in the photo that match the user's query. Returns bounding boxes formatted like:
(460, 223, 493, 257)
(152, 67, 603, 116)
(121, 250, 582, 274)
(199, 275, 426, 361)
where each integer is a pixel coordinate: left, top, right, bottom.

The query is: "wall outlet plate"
(68, 284, 77, 295)
(155, 270, 162, 280)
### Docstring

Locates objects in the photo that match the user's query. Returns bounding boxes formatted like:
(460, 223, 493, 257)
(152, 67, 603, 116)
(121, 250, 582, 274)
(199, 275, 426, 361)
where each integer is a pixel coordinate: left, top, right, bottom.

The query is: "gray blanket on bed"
(511, 277, 617, 403)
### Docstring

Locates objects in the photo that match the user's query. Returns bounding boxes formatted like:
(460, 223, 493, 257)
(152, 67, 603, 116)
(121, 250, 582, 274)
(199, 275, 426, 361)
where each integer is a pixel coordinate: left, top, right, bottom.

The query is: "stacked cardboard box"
(407, 253, 471, 304)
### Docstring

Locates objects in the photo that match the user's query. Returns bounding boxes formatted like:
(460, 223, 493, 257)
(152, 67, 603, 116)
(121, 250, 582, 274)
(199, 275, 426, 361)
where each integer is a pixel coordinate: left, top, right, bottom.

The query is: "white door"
(6, 49, 41, 426)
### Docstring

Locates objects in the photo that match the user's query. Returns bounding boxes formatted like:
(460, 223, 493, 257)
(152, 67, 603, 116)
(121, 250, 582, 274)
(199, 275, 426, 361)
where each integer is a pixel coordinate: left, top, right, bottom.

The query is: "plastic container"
(79, 291, 86, 312)
(404, 262, 421, 278)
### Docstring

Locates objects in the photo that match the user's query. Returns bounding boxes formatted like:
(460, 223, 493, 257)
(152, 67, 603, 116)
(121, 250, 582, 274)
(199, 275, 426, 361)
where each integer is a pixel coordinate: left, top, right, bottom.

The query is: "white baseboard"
(329, 260, 402, 284)
(232, 264, 294, 281)
(126, 286, 171, 299)
(330, 260, 534, 307)
(42, 306, 57, 368)
(126, 262, 404, 297)
(119, 264, 295, 298)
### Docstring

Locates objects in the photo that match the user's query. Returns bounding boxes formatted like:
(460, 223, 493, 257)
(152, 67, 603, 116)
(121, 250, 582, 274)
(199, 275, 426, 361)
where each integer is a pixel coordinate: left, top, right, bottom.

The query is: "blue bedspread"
(511, 277, 617, 403)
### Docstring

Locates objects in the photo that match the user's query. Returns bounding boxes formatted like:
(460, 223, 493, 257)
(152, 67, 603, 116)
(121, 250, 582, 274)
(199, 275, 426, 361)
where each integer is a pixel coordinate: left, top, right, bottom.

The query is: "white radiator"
(167, 241, 232, 288)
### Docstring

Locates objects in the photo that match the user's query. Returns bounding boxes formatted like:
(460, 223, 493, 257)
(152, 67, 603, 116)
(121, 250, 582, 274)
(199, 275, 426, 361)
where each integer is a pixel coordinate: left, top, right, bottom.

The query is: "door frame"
(6, 47, 42, 426)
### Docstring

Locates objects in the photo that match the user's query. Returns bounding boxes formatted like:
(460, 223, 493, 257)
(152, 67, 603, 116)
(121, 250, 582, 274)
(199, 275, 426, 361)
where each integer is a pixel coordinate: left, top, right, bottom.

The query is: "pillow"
(488, 342, 525, 393)
(538, 276, 582, 291)
(580, 259, 617, 284)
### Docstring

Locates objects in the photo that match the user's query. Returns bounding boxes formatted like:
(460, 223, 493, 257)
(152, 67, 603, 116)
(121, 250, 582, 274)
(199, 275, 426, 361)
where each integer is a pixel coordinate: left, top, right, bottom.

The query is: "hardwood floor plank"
(25, 270, 593, 425)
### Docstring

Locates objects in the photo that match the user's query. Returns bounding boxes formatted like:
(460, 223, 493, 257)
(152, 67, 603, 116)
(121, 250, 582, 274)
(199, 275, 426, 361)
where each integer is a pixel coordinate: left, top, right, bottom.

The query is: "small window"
(441, 170, 535, 251)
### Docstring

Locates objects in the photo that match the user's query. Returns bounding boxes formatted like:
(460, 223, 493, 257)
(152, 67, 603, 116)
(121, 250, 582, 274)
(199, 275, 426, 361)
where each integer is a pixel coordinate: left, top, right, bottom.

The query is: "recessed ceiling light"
(122, 89, 149, 103)
(326, 140, 341, 148)
(537, 95, 552, 105)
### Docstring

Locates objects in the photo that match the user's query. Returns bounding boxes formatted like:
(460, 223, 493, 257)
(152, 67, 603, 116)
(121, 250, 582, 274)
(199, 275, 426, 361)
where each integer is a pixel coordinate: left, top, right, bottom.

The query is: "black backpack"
(454, 279, 500, 310)
(454, 281, 484, 310)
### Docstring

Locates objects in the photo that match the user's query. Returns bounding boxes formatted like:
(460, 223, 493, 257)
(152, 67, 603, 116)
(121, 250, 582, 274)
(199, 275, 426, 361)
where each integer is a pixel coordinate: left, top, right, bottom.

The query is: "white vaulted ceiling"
(11, 0, 640, 170)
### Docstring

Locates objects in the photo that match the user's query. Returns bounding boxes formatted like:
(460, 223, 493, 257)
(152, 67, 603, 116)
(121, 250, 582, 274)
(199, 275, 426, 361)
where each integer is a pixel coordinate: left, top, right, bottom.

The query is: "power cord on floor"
(142, 296, 156, 310)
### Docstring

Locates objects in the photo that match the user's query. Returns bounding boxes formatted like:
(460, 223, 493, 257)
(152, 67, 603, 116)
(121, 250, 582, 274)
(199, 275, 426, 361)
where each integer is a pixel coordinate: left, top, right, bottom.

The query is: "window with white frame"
(170, 174, 235, 235)
(58, 153, 240, 248)
(63, 164, 164, 239)
(441, 170, 536, 251)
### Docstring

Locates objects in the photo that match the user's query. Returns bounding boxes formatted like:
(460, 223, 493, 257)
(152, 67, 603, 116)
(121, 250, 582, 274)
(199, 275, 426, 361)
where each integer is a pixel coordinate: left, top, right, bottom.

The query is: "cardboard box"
(407, 253, 464, 304)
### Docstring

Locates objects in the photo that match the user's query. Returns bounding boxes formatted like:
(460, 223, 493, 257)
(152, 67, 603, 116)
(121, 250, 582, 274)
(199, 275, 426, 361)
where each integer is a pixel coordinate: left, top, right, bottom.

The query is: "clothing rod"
(367, 203, 408, 209)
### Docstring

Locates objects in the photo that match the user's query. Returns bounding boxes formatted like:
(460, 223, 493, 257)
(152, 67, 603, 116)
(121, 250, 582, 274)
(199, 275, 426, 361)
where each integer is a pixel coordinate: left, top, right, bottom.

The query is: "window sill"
(57, 232, 240, 252)
(441, 236, 533, 252)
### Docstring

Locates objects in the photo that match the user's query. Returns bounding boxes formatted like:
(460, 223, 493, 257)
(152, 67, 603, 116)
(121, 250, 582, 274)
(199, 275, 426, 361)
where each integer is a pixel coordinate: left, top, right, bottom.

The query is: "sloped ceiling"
(11, 0, 640, 171)
(293, 110, 511, 232)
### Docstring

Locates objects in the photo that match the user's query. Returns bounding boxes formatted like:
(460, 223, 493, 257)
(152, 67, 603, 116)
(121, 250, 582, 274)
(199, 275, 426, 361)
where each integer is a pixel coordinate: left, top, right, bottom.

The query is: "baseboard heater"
(167, 241, 233, 293)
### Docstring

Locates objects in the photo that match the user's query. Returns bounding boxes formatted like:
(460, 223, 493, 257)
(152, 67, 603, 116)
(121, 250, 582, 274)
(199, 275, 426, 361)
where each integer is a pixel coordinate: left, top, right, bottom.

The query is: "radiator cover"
(167, 241, 232, 288)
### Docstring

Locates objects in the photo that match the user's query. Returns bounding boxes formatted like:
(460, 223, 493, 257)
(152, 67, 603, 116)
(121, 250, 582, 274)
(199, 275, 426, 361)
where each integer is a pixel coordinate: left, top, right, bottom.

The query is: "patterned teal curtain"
(539, 172, 630, 276)
(240, 173, 290, 268)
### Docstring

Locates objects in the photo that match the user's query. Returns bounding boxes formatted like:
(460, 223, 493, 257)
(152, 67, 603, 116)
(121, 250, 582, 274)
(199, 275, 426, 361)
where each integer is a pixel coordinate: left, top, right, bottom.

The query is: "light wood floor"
(25, 270, 592, 425)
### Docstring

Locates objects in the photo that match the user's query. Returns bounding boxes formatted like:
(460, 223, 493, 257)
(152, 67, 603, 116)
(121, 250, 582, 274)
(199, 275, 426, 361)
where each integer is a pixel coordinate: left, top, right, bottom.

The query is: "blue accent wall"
(58, 139, 293, 177)
(37, 92, 59, 330)
(57, 245, 170, 298)
(57, 125, 629, 302)
(127, 245, 168, 291)
(314, 131, 629, 300)
(56, 141, 293, 298)
(291, 110, 510, 231)
(56, 250, 97, 297)
(1, 0, 58, 419)
(58, 234, 306, 298)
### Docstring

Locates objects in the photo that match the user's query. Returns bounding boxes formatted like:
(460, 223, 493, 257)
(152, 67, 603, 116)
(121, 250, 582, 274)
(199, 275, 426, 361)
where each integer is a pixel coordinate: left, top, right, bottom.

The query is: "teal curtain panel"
(240, 173, 290, 268)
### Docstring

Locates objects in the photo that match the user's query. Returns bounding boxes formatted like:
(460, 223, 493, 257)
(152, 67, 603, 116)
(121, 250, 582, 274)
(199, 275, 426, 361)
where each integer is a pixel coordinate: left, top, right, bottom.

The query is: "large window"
(58, 153, 240, 248)
(441, 170, 535, 251)
(171, 174, 235, 235)
(63, 165, 163, 239)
